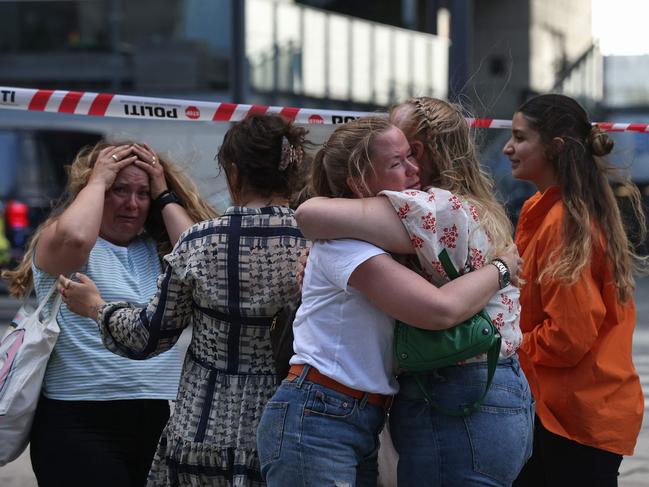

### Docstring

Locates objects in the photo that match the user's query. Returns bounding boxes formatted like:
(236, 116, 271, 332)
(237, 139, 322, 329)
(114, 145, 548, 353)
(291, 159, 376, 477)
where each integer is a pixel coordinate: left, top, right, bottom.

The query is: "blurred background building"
(0, 0, 647, 266)
(0, 0, 603, 115)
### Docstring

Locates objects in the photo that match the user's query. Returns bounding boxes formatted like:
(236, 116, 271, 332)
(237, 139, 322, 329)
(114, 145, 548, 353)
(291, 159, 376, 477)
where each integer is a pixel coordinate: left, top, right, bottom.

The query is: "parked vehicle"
(0, 129, 102, 267)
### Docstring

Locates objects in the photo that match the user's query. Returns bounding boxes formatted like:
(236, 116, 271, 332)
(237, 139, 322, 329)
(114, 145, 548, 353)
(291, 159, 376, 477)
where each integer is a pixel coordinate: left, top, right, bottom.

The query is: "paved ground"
(620, 275, 649, 487)
(1, 279, 648, 486)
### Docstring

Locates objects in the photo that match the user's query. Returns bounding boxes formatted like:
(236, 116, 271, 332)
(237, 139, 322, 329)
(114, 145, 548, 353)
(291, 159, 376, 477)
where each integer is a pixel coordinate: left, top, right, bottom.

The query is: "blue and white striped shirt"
(33, 236, 183, 401)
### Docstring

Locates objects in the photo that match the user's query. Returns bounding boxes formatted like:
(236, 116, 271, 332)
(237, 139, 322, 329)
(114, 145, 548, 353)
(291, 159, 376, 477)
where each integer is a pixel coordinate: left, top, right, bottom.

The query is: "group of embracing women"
(3, 93, 645, 487)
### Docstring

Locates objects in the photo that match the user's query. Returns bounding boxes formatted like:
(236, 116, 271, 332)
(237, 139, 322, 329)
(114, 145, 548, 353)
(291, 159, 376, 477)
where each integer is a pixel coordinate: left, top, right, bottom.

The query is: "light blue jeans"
(257, 365, 388, 487)
(390, 356, 535, 487)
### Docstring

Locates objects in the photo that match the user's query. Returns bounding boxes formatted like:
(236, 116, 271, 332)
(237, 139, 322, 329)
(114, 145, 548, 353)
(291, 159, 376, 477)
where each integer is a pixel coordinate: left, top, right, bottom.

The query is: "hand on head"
(89, 145, 138, 189)
(89, 143, 166, 200)
(57, 273, 106, 321)
(131, 143, 168, 199)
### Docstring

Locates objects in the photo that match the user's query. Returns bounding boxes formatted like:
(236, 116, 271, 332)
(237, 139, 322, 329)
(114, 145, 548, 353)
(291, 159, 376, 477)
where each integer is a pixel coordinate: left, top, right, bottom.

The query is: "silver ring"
(111, 154, 119, 162)
(151, 157, 157, 166)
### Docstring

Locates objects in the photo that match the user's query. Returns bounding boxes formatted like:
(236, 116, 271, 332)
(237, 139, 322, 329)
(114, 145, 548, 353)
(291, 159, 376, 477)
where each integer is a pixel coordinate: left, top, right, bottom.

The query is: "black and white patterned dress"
(97, 206, 309, 487)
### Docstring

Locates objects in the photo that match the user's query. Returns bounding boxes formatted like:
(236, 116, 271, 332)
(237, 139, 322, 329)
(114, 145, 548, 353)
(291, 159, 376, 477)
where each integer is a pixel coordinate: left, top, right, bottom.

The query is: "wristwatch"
(153, 190, 180, 213)
(490, 258, 511, 289)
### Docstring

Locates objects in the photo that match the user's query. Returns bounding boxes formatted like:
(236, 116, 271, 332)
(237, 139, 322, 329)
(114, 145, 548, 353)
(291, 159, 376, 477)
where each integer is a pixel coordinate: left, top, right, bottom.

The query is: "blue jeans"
(257, 365, 388, 487)
(390, 357, 535, 487)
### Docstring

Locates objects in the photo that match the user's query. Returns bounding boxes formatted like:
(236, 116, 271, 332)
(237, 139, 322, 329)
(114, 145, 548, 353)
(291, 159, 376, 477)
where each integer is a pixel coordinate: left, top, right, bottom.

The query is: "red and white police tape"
(1, 86, 649, 132)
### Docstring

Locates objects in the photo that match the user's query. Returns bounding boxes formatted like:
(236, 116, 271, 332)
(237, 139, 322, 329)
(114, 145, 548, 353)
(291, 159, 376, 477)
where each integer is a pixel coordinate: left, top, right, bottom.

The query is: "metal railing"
(553, 42, 603, 109)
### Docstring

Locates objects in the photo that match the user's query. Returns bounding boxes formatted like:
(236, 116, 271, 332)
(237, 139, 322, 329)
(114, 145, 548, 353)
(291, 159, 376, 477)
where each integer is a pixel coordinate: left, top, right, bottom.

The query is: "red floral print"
(439, 224, 459, 248)
(421, 212, 437, 233)
(469, 205, 480, 222)
(470, 248, 486, 269)
(398, 203, 411, 219)
(493, 312, 505, 330)
(448, 194, 462, 210)
(430, 260, 447, 278)
(411, 235, 424, 249)
(382, 189, 522, 363)
(501, 293, 514, 313)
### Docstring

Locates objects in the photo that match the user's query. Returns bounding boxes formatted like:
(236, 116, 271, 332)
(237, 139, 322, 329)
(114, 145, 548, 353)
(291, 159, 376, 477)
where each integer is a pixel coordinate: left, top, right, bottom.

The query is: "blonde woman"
(257, 115, 521, 487)
(296, 98, 533, 486)
(2, 141, 215, 486)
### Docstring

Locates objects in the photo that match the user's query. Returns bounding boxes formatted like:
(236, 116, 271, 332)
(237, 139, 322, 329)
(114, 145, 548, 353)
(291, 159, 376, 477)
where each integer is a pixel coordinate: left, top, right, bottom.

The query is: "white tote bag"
(0, 283, 61, 466)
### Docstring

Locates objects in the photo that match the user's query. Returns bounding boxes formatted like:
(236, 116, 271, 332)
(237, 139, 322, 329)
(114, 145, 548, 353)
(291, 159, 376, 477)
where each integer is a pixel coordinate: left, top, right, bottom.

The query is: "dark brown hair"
(518, 93, 647, 300)
(217, 114, 309, 203)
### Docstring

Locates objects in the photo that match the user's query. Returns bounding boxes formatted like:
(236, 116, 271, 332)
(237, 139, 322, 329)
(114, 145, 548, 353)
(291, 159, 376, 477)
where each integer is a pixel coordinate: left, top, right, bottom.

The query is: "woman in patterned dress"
(2, 141, 215, 487)
(61, 114, 311, 487)
(295, 98, 534, 486)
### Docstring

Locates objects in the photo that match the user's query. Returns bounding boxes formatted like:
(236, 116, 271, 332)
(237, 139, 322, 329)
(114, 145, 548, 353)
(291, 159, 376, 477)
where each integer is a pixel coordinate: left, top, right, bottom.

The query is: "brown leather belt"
(287, 364, 393, 410)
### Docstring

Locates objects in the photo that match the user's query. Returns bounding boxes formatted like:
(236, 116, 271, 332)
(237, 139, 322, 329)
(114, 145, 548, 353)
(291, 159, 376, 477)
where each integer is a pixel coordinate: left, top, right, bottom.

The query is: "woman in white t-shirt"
(294, 99, 535, 486)
(256, 115, 521, 487)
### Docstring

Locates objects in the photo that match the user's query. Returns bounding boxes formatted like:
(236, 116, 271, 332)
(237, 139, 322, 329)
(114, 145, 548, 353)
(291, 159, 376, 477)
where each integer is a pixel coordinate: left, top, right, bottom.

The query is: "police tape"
(2, 86, 649, 133)
(0, 86, 368, 125)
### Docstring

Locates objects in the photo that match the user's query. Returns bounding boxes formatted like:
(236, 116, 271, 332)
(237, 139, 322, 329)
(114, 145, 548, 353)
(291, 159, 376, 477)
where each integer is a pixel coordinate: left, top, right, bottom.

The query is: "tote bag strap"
(34, 282, 63, 322)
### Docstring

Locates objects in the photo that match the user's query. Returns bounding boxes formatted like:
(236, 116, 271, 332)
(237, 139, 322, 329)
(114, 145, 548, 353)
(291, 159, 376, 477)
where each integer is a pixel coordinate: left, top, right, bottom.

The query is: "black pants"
(514, 415, 623, 487)
(30, 396, 170, 487)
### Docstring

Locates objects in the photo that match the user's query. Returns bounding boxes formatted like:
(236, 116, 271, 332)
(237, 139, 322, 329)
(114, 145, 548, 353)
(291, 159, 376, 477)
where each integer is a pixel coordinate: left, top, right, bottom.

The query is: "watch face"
(502, 271, 511, 286)
(494, 260, 510, 288)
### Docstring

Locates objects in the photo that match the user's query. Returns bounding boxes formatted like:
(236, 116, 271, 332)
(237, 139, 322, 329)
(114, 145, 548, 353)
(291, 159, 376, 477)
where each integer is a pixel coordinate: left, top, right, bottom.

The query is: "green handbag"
(394, 249, 502, 416)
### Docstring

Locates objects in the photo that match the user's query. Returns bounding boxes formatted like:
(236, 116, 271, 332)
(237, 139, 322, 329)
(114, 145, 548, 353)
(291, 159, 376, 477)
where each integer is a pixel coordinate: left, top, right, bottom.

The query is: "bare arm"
(348, 253, 501, 330)
(36, 145, 137, 276)
(296, 196, 414, 254)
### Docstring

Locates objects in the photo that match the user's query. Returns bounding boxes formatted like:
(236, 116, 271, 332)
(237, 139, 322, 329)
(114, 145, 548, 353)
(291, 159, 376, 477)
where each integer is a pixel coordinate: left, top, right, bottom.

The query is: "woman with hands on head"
(2, 141, 215, 487)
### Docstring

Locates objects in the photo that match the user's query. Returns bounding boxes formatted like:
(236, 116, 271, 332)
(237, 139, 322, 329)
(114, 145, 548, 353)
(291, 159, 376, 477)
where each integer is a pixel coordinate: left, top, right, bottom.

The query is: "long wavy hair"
(391, 97, 514, 258)
(2, 140, 217, 298)
(518, 94, 647, 301)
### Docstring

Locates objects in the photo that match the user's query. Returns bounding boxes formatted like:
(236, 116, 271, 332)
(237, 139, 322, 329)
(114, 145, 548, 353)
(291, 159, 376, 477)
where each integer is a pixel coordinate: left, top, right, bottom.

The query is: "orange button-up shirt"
(515, 187, 643, 455)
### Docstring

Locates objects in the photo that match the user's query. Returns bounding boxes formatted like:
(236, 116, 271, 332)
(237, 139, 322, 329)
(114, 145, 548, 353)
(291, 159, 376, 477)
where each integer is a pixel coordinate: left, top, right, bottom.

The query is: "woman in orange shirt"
(503, 93, 646, 486)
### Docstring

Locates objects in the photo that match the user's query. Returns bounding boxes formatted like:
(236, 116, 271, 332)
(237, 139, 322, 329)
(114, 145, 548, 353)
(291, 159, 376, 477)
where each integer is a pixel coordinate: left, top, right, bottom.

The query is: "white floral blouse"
(382, 188, 522, 361)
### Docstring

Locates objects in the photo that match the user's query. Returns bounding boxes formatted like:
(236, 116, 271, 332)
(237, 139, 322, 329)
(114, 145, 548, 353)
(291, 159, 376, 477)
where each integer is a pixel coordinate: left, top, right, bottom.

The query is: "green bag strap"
(412, 248, 501, 416)
(412, 336, 501, 417)
(438, 248, 461, 279)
